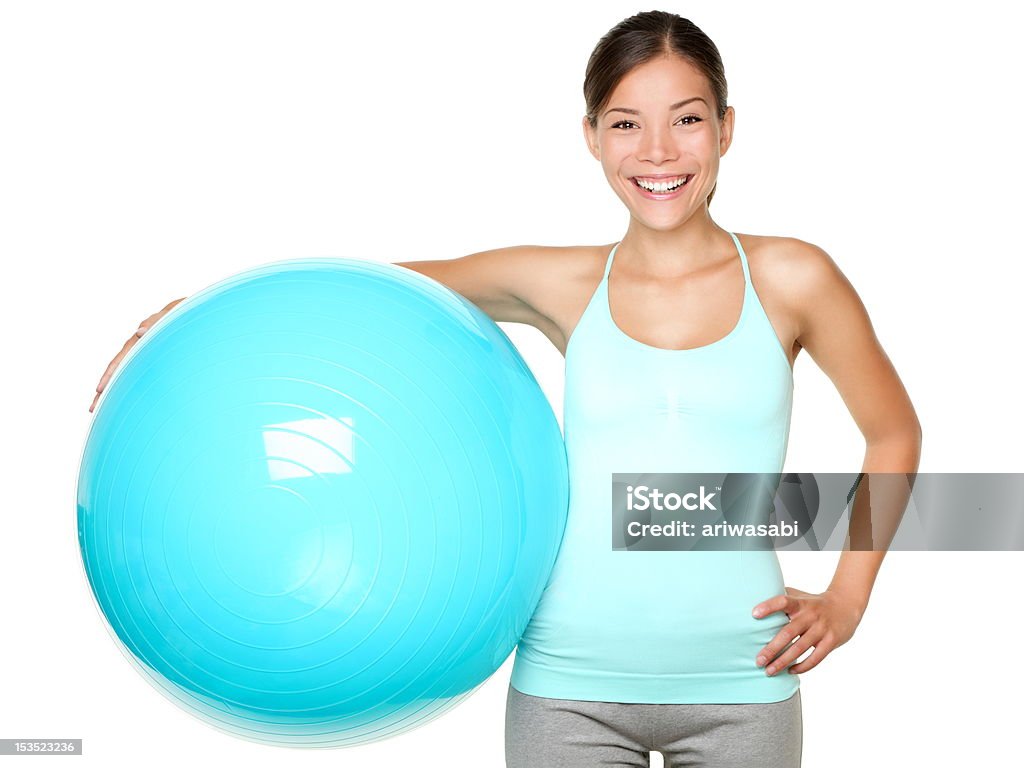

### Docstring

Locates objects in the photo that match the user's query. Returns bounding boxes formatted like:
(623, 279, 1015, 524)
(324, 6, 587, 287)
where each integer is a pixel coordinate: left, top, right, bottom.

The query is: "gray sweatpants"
(505, 684, 802, 768)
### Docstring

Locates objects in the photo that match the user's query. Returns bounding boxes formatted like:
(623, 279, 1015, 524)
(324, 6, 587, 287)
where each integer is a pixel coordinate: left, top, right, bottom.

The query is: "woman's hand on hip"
(751, 586, 864, 676)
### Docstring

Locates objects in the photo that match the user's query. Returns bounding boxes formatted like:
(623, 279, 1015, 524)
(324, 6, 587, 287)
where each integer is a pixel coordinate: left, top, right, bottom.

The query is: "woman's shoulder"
(738, 233, 853, 340)
(738, 233, 843, 293)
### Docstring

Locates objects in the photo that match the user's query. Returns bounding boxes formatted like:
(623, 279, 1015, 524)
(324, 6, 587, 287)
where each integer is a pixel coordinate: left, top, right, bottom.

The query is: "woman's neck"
(618, 210, 731, 278)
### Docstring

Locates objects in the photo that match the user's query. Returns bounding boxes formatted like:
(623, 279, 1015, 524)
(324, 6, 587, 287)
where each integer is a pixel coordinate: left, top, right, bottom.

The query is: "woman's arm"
(791, 239, 923, 613)
(395, 247, 554, 328)
(751, 239, 922, 677)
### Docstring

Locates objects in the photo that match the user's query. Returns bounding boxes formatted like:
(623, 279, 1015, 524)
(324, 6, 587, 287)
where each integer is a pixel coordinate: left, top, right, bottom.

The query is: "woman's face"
(583, 54, 734, 228)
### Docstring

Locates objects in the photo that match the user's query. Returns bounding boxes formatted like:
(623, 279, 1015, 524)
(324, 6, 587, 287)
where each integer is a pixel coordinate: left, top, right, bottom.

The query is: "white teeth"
(635, 176, 689, 192)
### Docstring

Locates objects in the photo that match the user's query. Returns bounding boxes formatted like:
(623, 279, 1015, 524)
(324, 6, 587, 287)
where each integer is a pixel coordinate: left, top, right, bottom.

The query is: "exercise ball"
(76, 257, 568, 748)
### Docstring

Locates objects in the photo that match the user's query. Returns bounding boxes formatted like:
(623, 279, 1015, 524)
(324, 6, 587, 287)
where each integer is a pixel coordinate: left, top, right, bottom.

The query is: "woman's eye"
(611, 115, 702, 130)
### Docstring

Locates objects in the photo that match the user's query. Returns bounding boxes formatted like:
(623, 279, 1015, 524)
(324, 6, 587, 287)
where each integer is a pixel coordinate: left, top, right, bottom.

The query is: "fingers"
(752, 593, 793, 619)
(762, 632, 816, 676)
(787, 640, 833, 675)
(145, 298, 182, 324)
(753, 588, 838, 676)
(755, 616, 806, 670)
(759, 625, 836, 676)
(88, 327, 149, 413)
(88, 299, 187, 414)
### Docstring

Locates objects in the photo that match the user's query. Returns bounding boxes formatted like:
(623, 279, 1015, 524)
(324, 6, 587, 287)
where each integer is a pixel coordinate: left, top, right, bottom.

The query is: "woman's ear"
(719, 105, 735, 157)
(582, 115, 600, 161)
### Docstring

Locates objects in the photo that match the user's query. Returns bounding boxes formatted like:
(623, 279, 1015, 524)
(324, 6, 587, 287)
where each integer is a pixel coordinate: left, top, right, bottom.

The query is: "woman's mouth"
(630, 174, 693, 200)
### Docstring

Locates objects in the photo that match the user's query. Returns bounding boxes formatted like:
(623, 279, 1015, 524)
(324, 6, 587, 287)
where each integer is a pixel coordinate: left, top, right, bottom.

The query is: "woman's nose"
(637, 125, 677, 165)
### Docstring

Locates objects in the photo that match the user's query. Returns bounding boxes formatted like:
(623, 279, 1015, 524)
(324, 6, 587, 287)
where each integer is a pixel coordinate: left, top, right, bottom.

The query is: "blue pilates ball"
(77, 257, 568, 747)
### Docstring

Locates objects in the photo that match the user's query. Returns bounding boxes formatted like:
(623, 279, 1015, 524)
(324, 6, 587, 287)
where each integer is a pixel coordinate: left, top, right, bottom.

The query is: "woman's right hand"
(89, 297, 188, 413)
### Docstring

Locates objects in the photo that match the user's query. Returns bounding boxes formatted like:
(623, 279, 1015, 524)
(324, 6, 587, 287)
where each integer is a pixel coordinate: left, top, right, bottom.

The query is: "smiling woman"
(580, 57, 731, 235)
(86, 8, 921, 767)
(387, 39, 918, 767)
(504, 9, 917, 768)
(583, 22, 730, 211)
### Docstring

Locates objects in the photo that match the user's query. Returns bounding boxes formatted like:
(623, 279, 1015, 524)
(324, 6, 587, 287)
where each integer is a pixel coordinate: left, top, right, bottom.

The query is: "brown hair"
(583, 11, 729, 207)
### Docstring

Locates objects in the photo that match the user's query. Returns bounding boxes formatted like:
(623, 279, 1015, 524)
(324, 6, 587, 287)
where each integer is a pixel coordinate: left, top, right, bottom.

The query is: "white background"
(2, 1, 1021, 765)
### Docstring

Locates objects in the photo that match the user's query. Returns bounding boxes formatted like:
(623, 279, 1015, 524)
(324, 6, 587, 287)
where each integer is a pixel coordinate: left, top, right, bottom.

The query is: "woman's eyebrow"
(603, 96, 708, 117)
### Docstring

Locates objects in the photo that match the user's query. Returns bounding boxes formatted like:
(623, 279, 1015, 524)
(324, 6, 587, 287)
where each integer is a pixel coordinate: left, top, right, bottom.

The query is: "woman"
(90, 11, 921, 767)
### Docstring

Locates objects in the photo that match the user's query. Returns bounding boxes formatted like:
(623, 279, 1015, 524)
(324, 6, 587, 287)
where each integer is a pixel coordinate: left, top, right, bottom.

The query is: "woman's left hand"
(751, 587, 864, 676)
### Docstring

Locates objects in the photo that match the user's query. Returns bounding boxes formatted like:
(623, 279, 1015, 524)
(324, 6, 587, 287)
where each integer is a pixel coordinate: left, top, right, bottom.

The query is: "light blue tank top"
(510, 231, 799, 704)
